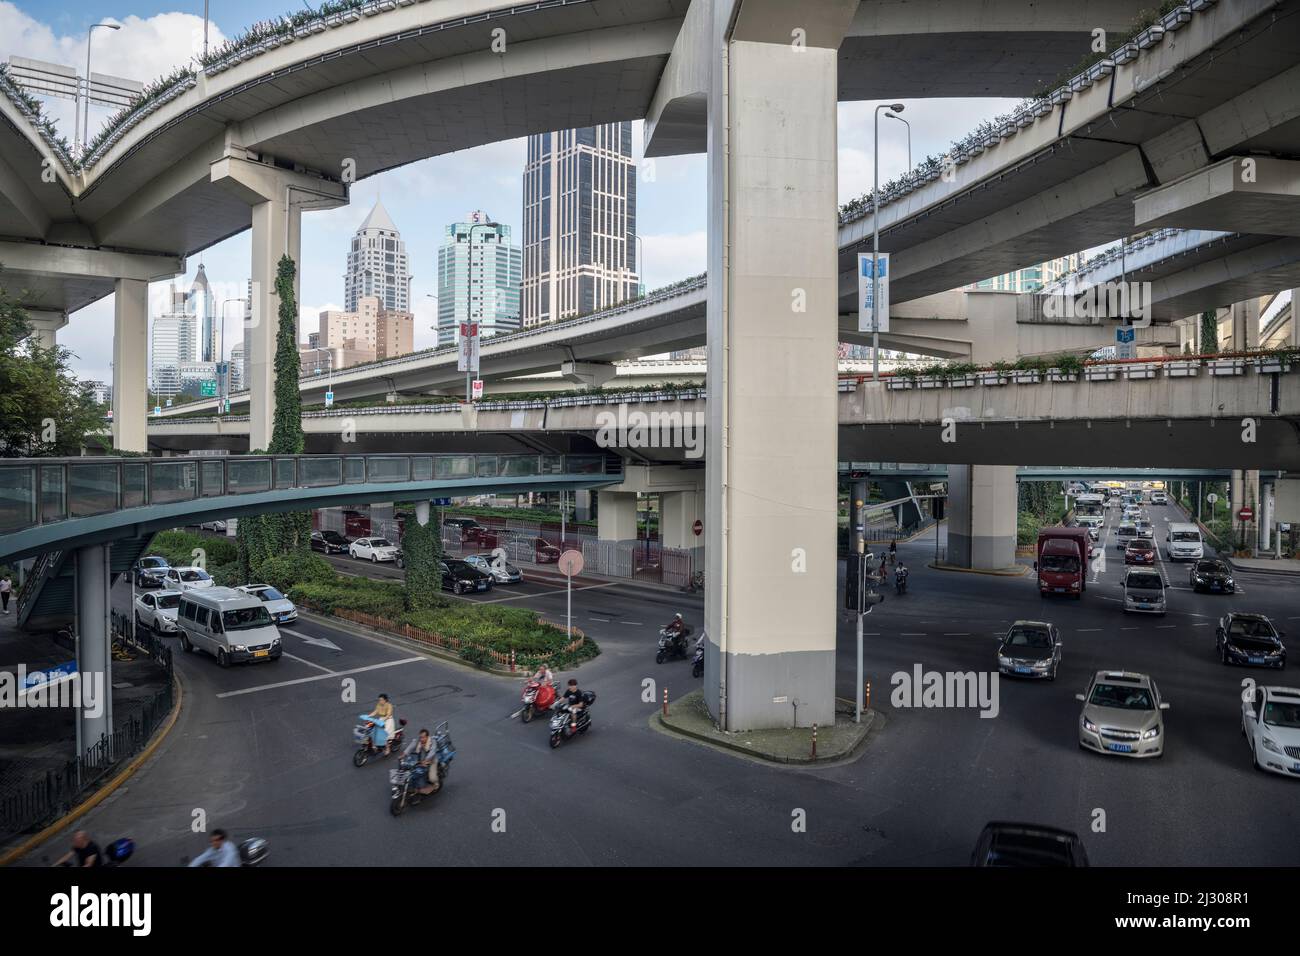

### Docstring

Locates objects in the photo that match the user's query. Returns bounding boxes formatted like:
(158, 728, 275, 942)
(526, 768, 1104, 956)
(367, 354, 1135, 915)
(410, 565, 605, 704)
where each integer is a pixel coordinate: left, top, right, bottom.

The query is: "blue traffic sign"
(1116, 326, 1136, 343)
(432, 498, 452, 506)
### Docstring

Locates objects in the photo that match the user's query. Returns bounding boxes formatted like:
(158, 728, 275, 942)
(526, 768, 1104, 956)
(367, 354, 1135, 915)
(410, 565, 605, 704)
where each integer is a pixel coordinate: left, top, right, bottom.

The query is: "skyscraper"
(150, 283, 198, 397)
(344, 199, 411, 313)
(521, 123, 638, 327)
(974, 253, 1084, 293)
(437, 212, 522, 348)
(191, 263, 216, 362)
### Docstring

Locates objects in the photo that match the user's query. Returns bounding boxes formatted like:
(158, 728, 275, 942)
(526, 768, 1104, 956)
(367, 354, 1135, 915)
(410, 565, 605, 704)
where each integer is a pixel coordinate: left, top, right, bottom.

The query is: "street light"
(872, 103, 905, 381)
(81, 23, 121, 155)
(304, 346, 334, 392)
(886, 111, 911, 169)
(465, 219, 500, 402)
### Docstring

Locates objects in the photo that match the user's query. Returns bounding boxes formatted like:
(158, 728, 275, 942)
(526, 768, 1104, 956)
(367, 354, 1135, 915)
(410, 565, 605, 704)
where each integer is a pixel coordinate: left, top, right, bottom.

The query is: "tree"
(0, 285, 104, 457)
(237, 255, 310, 578)
(402, 504, 445, 612)
(1199, 310, 1219, 355)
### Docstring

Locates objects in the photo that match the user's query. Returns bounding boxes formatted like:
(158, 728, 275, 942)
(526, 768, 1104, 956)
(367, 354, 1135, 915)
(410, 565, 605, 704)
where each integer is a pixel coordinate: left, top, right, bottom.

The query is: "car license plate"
(1249, 656, 1265, 664)
(1015, 666, 1034, 675)
(1054, 587, 1065, 593)
(1107, 743, 1134, 753)
(1137, 604, 1151, 610)
(1211, 584, 1221, 590)
(1292, 764, 1300, 774)
(253, 649, 269, 658)
(476, 582, 487, 591)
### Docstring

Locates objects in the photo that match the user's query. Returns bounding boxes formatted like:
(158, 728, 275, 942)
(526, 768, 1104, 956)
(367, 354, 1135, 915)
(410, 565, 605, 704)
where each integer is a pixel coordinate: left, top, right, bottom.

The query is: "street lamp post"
(304, 347, 334, 390)
(886, 110, 911, 169)
(465, 220, 500, 402)
(872, 103, 905, 381)
(81, 23, 121, 155)
(219, 297, 246, 415)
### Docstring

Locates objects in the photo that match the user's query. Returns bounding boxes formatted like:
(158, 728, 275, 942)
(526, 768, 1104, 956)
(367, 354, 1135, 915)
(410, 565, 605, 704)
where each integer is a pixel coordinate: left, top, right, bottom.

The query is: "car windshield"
(1171, 531, 1200, 542)
(370, 539, 393, 548)
(180, 570, 209, 582)
(446, 561, 474, 574)
(222, 606, 273, 631)
(1005, 627, 1051, 648)
(1263, 701, 1300, 729)
(1090, 682, 1154, 710)
(253, 587, 285, 602)
(324, 531, 346, 541)
(1118, 525, 1135, 534)
(1127, 574, 1162, 591)
(144, 558, 167, 568)
(1040, 555, 1078, 573)
(1129, 539, 1153, 550)
(156, 594, 181, 609)
(1229, 618, 1276, 639)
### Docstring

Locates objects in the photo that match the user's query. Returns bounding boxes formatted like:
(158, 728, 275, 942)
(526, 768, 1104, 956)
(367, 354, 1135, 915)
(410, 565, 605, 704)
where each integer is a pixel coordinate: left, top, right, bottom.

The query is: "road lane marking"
(901, 632, 926, 637)
(467, 582, 618, 604)
(1156, 625, 1176, 629)
(623, 621, 643, 626)
(216, 656, 425, 698)
(1077, 628, 1102, 632)
(943, 632, 971, 636)
(281, 652, 334, 674)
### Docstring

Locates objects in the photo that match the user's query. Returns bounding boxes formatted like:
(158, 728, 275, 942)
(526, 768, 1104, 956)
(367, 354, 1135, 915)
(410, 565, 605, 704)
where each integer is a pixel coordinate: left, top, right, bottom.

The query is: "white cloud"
(642, 231, 706, 288)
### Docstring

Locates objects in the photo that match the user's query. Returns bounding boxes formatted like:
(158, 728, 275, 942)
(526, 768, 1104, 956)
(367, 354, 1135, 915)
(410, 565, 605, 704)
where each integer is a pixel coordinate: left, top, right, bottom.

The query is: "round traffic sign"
(1237, 507, 1254, 521)
(558, 549, 584, 577)
(692, 519, 703, 537)
(1207, 493, 1219, 504)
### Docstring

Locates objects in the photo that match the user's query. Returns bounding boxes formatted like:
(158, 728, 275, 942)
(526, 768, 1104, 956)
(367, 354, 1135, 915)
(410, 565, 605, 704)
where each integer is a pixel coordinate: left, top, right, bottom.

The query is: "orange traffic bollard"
(662, 686, 668, 716)
(811, 722, 818, 759)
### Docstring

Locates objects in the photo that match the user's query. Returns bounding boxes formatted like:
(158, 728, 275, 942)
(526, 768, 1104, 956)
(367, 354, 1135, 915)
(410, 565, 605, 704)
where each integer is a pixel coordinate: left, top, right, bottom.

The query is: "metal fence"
(0, 629, 173, 841)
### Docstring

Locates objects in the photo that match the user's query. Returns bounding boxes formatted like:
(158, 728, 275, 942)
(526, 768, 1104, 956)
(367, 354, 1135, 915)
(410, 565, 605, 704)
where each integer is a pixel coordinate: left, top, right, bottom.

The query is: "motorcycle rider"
(530, 663, 555, 686)
(188, 829, 240, 867)
(895, 561, 909, 592)
(403, 728, 440, 795)
(562, 678, 587, 720)
(52, 830, 101, 867)
(367, 693, 396, 755)
(663, 613, 688, 657)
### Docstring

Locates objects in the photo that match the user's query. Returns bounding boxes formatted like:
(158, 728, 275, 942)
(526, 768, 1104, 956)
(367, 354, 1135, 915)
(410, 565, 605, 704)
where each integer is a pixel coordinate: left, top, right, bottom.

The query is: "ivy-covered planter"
(918, 377, 945, 389)
(1164, 360, 1199, 378)
(1208, 358, 1246, 376)
(978, 371, 1009, 386)
(1012, 370, 1042, 384)
(1122, 364, 1158, 380)
(886, 378, 913, 391)
(1254, 357, 1292, 374)
(1046, 370, 1079, 383)
(945, 375, 977, 388)
(1084, 365, 1118, 382)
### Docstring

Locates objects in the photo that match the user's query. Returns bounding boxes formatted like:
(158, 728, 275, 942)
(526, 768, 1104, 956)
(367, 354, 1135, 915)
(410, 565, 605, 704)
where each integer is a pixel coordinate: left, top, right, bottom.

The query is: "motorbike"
(389, 721, 456, 816)
(656, 624, 693, 664)
(520, 679, 558, 723)
(895, 569, 909, 595)
(549, 692, 596, 749)
(353, 714, 407, 766)
(50, 837, 134, 867)
(180, 837, 269, 867)
(691, 636, 704, 679)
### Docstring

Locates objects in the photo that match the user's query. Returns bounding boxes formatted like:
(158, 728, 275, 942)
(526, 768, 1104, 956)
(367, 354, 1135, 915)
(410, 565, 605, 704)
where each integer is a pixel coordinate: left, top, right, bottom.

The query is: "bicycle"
(685, 570, 705, 593)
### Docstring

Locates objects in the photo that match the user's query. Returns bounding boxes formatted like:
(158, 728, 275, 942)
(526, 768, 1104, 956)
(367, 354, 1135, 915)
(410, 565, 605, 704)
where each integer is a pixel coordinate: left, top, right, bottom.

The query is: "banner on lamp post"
(858, 253, 890, 334)
(457, 322, 480, 373)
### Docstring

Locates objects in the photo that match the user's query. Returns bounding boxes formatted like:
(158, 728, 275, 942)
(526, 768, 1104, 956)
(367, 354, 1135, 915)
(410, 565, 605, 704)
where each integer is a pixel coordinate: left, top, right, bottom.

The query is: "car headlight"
(1263, 737, 1284, 754)
(1194, 575, 1206, 582)
(272, 638, 281, 647)
(1082, 717, 1098, 733)
(1224, 578, 1233, 586)
(1142, 726, 1160, 739)
(231, 644, 247, 652)
(1033, 660, 1050, 668)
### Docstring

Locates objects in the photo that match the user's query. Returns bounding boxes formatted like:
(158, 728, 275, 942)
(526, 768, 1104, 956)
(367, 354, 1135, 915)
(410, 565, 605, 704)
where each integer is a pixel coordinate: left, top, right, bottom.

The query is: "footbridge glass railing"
(0, 454, 613, 534)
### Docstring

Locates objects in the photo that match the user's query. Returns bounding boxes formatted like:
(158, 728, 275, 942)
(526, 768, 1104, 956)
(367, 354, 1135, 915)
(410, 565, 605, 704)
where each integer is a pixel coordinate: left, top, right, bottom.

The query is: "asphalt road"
(19, 503, 1300, 867)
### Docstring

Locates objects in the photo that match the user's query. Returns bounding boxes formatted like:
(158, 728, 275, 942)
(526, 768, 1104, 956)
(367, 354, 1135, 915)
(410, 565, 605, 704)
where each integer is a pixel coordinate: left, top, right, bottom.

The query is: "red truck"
(1036, 527, 1093, 599)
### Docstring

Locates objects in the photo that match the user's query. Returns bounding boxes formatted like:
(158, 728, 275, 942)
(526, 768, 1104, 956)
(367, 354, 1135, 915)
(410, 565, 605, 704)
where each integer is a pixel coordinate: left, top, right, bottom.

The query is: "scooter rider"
(562, 678, 587, 718)
(404, 728, 440, 795)
(895, 562, 909, 592)
(368, 694, 396, 755)
(530, 663, 555, 686)
(663, 613, 688, 656)
(188, 829, 240, 867)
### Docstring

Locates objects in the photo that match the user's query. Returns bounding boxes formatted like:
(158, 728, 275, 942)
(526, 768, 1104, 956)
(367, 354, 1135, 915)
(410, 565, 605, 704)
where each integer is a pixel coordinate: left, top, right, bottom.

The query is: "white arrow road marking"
(298, 633, 342, 651)
(281, 652, 334, 674)
(216, 656, 425, 698)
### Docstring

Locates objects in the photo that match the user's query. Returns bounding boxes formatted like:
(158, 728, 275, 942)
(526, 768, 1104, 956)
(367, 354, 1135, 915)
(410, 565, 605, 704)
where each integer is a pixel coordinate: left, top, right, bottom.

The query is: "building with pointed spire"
(344, 199, 411, 313)
(191, 263, 216, 361)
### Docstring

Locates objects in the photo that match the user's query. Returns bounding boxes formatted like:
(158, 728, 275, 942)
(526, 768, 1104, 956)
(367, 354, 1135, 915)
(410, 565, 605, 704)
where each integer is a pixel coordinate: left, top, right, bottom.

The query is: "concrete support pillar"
(703, 1, 855, 731)
(560, 361, 616, 388)
(112, 279, 148, 453)
(947, 465, 1018, 570)
(1261, 481, 1274, 551)
(573, 489, 592, 523)
(25, 309, 68, 350)
(1230, 299, 1260, 351)
(660, 489, 704, 550)
(596, 491, 638, 541)
(1291, 290, 1300, 347)
(75, 544, 112, 760)
(1230, 469, 1261, 552)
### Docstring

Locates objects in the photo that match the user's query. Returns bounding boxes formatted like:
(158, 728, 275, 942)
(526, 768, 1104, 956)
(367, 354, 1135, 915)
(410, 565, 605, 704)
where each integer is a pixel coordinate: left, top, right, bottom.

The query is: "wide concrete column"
(75, 544, 112, 758)
(1291, 290, 1300, 347)
(947, 465, 1018, 570)
(25, 309, 68, 349)
(596, 491, 638, 541)
(212, 155, 346, 450)
(660, 489, 704, 550)
(704, 0, 856, 731)
(111, 279, 148, 453)
(1230, 469, 1260, 551)
(1230, 299, 1260, 351)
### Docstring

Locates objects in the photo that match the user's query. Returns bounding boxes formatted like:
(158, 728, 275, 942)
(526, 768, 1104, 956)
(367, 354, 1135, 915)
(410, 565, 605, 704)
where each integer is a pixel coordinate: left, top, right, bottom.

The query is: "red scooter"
(520, 679, 558, 722)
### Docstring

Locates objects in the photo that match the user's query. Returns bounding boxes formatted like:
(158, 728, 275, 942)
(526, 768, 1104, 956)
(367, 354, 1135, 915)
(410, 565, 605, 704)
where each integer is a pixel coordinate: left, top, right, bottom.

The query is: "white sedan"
(237, 584, 298, 625)
(134, 589, 182, 633)
(199, 519, 228, 532)
(349, 537, 401, 563)
(1243, 685, 1300, 777)
(163, 566, 214, 591)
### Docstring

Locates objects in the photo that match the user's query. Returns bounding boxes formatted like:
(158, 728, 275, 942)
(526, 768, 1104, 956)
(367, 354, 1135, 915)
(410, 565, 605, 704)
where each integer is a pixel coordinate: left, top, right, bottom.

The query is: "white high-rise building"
(522, 123, 638, 327)
(150, 285, 198, 397)
(436, 212, 522, 348)
(191, 263, 217, 362)
(974, 254, 1084, 293)
(344, 200, 411, 313)
(229, 342, 245, 391)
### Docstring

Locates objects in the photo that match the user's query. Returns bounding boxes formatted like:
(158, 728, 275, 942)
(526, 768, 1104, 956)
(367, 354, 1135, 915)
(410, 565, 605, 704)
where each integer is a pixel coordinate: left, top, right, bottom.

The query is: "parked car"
(1121, 567, 1166, 615)
(1190, 559, 1235, 593)
(970, 822, 1089, 867)
(349, 537, 401, 563)
(443, 517, 483, 541)
(534, 538, 562, 563)
(1217, 613, 1286, 669)
(1124, 537, 1156, 566)
(1076, 671, 1168, 758)
(163, 566, 214, 591)
(310, 530, 350, 554)
(996, 620, 1061, 680)
(464, 526, 499, 548)
(134, 589, 182, 634)
(199, 519, 227, 532)
(439, 559, 494, 594)
(237, 584, 298, 625)
(464, 553, 523, 584)
(132, 556, 170, 588)
(1241, 685, 1300, 777)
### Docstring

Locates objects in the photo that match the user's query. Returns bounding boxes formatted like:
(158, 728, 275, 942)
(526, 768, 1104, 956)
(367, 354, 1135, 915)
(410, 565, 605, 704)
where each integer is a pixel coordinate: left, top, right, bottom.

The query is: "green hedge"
(149, 529, 239, 569)
(287, 577, 412, 620)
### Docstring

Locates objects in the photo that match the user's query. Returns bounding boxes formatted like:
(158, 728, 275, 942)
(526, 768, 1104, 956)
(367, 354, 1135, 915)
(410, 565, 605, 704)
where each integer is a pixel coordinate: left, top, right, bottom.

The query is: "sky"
(1, 1, 1024, 384)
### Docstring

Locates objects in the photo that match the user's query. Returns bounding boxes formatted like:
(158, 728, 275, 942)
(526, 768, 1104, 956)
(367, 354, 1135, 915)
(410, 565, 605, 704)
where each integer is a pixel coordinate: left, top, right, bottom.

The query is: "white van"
(1165, 523, 1204, 561)
(177, 587, 283, 667)
(1122, 568, 1167, 615)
